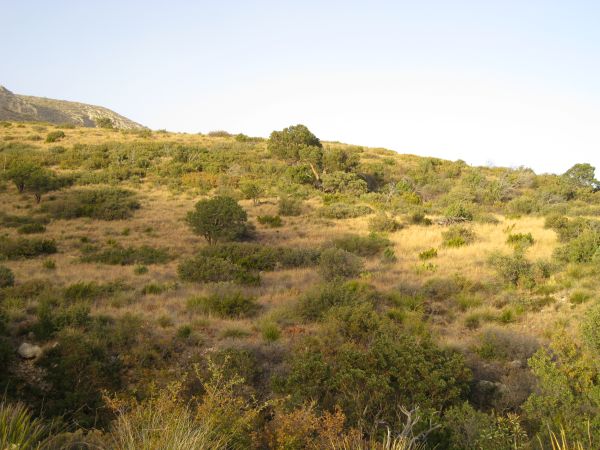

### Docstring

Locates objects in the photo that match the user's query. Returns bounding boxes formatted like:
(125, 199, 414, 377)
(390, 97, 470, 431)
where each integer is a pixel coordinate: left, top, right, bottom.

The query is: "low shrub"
(42, 188, 140, 220)
(488, 252, 535, 288)
(476, 327, 539, 361)
(278, 196, 303, 216)
(0, 265, 14, 287)
(17, 222, 46, 234)
(317, 203, 372, 219)
(0, 237, 57, 259)
(318, 248, 364, 281)
(554, 228, 600, 263)
(178, 255, 259, 285)
(569, 290, 592, 305)
(506, 232, 534, 249)
(261, 322, 281, 342)
(419, 248, 438, 260)
(45, 130, 65, 143)
(329, 233, 390, 257)
(187, 290, 259, 318)
(81, 243, 171, 265)
(581, 302, 600, 354)
(63, 281, 127, 302)
(257, 215, 283, 228)
(409, 211, 432, 225)
(368, 213, 401, 232)
(442, 226, 475, 247)
(445, 203, 474, 221)
(297, 281, 379, 321)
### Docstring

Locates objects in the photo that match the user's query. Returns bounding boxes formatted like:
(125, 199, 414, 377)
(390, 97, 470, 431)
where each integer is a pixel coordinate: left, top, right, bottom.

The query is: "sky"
(2, 0, 600, 174)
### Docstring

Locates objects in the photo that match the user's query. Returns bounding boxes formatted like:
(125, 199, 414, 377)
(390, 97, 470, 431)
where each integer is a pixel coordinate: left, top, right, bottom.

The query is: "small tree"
(318, 248, 363, 281)
(239, 182, 264, 205)
(563, 163, 599, 191)
(268, 124, 323, 181)
(6, 159, 39, 193)
(96, 117, 114, 129)
(186, 196, 249, 244)
(26, 169, 63, 203)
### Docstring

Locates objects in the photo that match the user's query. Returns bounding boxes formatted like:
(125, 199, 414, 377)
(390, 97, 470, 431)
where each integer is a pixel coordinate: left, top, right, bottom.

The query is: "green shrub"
(257, 215, 283, 228)
(278, 196, 303, 216)
(17, 222, 46, 234)
(368, 213, 401, 232)
(506, 232, 535, 249)
(442, 226, 475, 247)
(329, 233, 390, 257)
(297, 281, 379, 321)
(197, 242, 319, 271)
(554, 228, 600, 263)
(569, 290, 592, 305)
(34, 295, 92, 340)
(418, 248, 438, 260)
(317, 203, 372, 219)
(42, 259, 56, 270)
(382, 247, 397, 263)
(42, 188, 140, 220)
(261, 322, 281, 342)
(0, 401, 48, 450)
(134, 264, 148, 275)
(63, 281, 126, 302)
(488, 252, 535, 287)
(321, 171, 368, 195)
(178, 255, 259, 285)
(45, 130, 65, 143)
(187, 290, 259, 318)
(0, 265, 14, 287)
(318, 247, 363, 281)
(81, 243, 171, 265)
(186, 196, 249, 244)
(409, 211, 432, 225)
(582, 302, 600, 354)
(445, 203, 474, 221)
(0, 237, 57, 259)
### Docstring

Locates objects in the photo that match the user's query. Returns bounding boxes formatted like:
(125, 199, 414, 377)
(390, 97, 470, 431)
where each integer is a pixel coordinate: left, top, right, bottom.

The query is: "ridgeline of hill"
(1, 120, 600, 448)
(0, 85, 144, 130)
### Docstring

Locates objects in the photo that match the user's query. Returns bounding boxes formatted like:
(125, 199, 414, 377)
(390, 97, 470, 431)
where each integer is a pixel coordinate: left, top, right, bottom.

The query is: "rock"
(18, 342, 42, 359)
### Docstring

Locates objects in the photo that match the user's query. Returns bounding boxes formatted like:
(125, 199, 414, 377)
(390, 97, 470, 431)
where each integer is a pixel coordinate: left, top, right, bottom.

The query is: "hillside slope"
(0, 85, 144, 129)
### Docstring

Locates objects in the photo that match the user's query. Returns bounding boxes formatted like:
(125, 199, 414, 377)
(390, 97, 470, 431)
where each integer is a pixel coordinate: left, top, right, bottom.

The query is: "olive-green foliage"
(297, 281, 379, 321)
(323, 147, 360, 173)
(321, 171, 368, 195)
(239, 181, 264, 205)
(317, 203, 372, 219)
(317, 247, 363, 281)
(81, 243, 171, 265)
(177, 255, 259, 285)
(442, 226, 475, 247)
(0, 401, 48, 450)
(368, 213, 401, 232)
(523, 332, 600, 446)
(257, 215, 283, 228)
(409, 211, 433, 225)
(445, 203, 474, 221)
(278, 196, 303, 216)
(277, 302, 470, 430)
(45, 130, 65, 143)
(42, 188, 140, 220)
(0, 236, 57, 259)
(268, 124, 322, 162)
(419, 248, 438, 260)
(34, 294, 91, 340)
(0, 212, 49, 229)
(0, 265, 14, 287)
(581, 302, 600, 355)
(186, 196, 249, 244)
(506, 232, 535, 250)
(187, 290, 259, 318)
(488, 251, 535, 287)
(5, 159, 41, 193)
(330, 233, 391, 256)
(554, 228, 600, 263)
(444, 402, 527, 450)
(17, 222, 46, 234)
(197, 242, 319, 271)
(95, 117, 114, 129)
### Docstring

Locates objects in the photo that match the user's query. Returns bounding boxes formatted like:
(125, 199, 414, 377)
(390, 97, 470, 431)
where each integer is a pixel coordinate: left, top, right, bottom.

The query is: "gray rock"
(18, 342, 42, 359)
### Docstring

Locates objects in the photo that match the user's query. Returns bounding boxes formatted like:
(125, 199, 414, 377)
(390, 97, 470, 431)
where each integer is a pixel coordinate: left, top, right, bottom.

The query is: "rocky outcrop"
(0, 85, 145, 130)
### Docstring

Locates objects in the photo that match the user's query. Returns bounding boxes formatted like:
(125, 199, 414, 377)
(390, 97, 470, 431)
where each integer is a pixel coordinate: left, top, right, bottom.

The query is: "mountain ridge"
(0, 85, 145, 129)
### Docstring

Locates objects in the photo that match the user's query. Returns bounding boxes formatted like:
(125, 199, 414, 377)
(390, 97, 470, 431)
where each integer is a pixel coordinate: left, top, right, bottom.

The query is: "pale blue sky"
(3, 1, 600, 174)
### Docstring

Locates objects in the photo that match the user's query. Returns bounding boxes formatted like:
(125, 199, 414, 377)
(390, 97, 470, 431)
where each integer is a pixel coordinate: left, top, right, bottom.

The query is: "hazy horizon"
(3, 1, 599, 175)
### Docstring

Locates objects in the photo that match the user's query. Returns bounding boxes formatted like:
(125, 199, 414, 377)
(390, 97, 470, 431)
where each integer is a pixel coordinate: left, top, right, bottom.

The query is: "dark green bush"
(0, 237, 57, 259)
(317, 203, 372, 219)
(0, 265, 14, 287)
(445, 203, 474, 221)
(186, 196, 249, 244)
(442, 226, 475, 247)
(318, 247, 363, 281)
(506, 232, 535, 249)
(297, 281, 379, 321)
(329, 233, 390, 257)
(42, 188, 140, 220)
(409, 211, 433, 225)
(187, 290, 259, 318)
(197, 242, 319, 271)
(81, 243, 171, 265)
(17, 223, 46, 234)
(488, 252, 535, 287)
(554, 229, 600, 263)
(257, 215, 283, 228)
(45, 130, 65, 143)
(177, 255, 259, 285)
(582, 302, 600, 355)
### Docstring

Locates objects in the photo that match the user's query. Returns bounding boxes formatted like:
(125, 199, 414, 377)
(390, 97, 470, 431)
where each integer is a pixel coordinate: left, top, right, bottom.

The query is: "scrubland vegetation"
(1, 121, 600, 448)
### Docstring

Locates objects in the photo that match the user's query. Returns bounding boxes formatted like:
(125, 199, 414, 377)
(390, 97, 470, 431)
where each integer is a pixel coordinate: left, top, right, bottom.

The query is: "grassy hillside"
(1, 120, 600, 448)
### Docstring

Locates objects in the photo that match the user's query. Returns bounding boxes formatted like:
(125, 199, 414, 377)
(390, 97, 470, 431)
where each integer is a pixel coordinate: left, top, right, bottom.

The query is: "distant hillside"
(0, 85, 145, 129)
